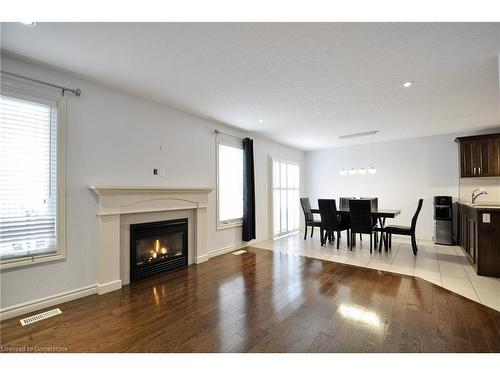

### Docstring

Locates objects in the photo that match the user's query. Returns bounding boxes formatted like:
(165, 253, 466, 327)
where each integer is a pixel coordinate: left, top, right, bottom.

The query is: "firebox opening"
(130, 218, 188, 282)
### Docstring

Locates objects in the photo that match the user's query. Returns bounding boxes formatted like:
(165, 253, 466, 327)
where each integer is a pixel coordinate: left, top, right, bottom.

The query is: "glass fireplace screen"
(135, 232, 184, 267)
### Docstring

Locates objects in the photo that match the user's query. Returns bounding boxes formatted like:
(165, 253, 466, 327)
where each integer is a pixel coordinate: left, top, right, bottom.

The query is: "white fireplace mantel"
(90, 185, 213, 295)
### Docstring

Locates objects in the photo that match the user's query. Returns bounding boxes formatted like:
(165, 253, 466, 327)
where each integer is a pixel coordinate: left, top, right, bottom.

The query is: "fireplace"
(130, 218, 188, 282)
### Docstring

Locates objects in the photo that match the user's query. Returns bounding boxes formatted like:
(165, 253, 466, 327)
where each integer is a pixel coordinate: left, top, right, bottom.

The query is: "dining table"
(310, 207, 401, 250)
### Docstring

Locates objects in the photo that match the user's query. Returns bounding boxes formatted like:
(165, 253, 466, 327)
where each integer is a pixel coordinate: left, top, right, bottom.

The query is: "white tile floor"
(253, 232, 500, 312)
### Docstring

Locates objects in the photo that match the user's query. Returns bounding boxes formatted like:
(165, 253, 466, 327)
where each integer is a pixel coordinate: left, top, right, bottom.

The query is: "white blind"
(272, 160, 300, 237)
(0, 94, 58, 259)
(218, 142, 243, 223)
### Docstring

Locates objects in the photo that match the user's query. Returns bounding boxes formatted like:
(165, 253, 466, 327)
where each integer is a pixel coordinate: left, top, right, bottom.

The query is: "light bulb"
(349, 168, 357, 175)
(339, 168, 347, 176)
(358, 167, 366, 175)
(369, 166, 377, 174)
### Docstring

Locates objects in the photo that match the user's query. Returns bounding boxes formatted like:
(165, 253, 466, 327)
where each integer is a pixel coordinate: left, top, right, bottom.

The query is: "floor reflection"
(338, 303, 381, 328)
(152, 286, 160, 308)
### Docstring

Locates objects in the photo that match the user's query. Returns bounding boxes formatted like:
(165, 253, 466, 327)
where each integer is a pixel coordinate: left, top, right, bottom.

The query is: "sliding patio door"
(272, 159, 300, 238)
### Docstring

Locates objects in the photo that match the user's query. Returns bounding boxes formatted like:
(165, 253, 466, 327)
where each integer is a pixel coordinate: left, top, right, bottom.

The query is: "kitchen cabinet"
(493, 136, 500, 175)
(457, 203, 500, 277)
(455, 133, 500, 177)
(459, 140, 474, 177)
(458, 203, 477, 264)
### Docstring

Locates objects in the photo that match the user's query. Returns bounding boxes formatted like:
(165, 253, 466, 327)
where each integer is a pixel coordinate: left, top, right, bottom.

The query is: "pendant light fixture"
(349, 137, 356, 174)
(368, 132, 377, 174)
(338, 130, 378, 176)
(358, 142, 366, 174)
(339, 138, 347, 175)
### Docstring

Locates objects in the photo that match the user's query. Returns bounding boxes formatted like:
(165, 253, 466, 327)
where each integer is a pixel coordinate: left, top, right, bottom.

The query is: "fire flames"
(149, 239, 168, 261)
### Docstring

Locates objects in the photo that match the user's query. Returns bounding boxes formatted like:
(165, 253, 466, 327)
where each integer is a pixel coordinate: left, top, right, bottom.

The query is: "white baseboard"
(208, 237, 267, 259)
(0, 284, 97, 321)
(196, 254, 209, 263)
(96, 280, 122, 295)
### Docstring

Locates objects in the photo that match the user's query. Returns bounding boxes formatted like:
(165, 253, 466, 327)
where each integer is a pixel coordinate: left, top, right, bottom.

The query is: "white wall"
(304, 133, 461, 238)
(0, 54, 304, 310)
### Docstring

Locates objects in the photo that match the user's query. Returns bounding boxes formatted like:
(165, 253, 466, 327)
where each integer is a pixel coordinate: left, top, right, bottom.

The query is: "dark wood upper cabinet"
(475, 138, 494, 176)
(455, 133, 500, 177)
(460, 140, 474, 177)
(493, 136, 500, 175)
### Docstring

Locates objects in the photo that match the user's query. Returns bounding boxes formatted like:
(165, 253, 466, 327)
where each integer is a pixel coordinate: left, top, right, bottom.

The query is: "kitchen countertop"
(459, 202, 500, 211)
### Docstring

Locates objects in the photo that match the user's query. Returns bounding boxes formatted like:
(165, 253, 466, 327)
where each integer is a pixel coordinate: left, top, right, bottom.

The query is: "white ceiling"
(1, 22, 500, 150)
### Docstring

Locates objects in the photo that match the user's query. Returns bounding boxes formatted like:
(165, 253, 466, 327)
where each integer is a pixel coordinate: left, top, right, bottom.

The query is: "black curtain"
(242, 138, 256, 242)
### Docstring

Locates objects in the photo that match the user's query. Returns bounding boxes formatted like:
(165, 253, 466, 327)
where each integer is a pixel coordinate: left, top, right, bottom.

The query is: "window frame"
(216, 134, 244, 230)
(0, 77, 67, 270)
(270, 157, 300, 239)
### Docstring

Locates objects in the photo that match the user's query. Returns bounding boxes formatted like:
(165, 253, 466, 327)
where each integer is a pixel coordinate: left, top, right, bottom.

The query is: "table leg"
(382, 218, 388, 251)
(378, 217, 387, 252)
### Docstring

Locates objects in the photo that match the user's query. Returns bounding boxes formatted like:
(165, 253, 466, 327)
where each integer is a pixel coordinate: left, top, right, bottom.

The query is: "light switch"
(482, 213, 491, 223)
(159, 168, 166, 177)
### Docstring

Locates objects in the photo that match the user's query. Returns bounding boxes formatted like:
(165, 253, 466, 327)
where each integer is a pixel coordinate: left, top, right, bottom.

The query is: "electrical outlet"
(159, 168, 166, 177)
(483, 213, 491, 223)
(153, 168, 158, 176)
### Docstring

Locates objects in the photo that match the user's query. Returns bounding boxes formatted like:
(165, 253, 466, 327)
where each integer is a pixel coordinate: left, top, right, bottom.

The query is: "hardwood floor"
(1, 247, 500, 353)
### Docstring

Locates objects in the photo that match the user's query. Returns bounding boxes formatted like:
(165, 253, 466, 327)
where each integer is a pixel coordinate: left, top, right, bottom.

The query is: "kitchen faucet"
(471, 188, 488, 205)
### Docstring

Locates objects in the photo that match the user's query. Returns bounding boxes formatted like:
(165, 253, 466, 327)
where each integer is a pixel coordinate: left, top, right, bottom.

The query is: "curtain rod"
(214, 129, 244, 141)
(0, 70, 82, 97)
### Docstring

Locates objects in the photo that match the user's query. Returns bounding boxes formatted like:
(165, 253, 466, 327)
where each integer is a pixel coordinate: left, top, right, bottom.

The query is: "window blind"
(0, 94, 58, 260)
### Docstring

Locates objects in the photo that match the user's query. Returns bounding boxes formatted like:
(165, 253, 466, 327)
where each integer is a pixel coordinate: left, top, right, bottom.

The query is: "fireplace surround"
(90, 186, 212, 295)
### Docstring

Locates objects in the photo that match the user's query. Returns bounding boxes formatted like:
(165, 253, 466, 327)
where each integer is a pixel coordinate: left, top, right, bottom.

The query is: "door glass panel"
(272, 160, 300, 237)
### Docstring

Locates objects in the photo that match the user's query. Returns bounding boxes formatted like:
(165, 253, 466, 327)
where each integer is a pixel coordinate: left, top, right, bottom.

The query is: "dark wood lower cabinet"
(458, 203, 500, 277)
(459, 204, 477, 264)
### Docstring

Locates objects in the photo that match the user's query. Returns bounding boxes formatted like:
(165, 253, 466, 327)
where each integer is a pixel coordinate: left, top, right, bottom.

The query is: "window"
(0, 85, 66, 269)
(217, 136, 243, 229)
(272, 159, 300, 237)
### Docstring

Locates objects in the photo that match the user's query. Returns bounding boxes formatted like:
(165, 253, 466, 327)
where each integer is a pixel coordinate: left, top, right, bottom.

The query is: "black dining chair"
(318, 199, 350, 248)
(360, 197, 378, 210)
(300, 198, 322, 240)
(382, 199, 423, 255)
(339, 197, 356, 211)
(349, 200, 377, 253)
(340, 197, 363, 242)
(360, 197, 379, 246)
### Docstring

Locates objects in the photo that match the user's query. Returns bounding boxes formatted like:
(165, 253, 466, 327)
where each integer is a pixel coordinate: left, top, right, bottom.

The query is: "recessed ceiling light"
(403, 81, 414, 88)
(258, 118, 264, 123)
(20, 22, 37, 26)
